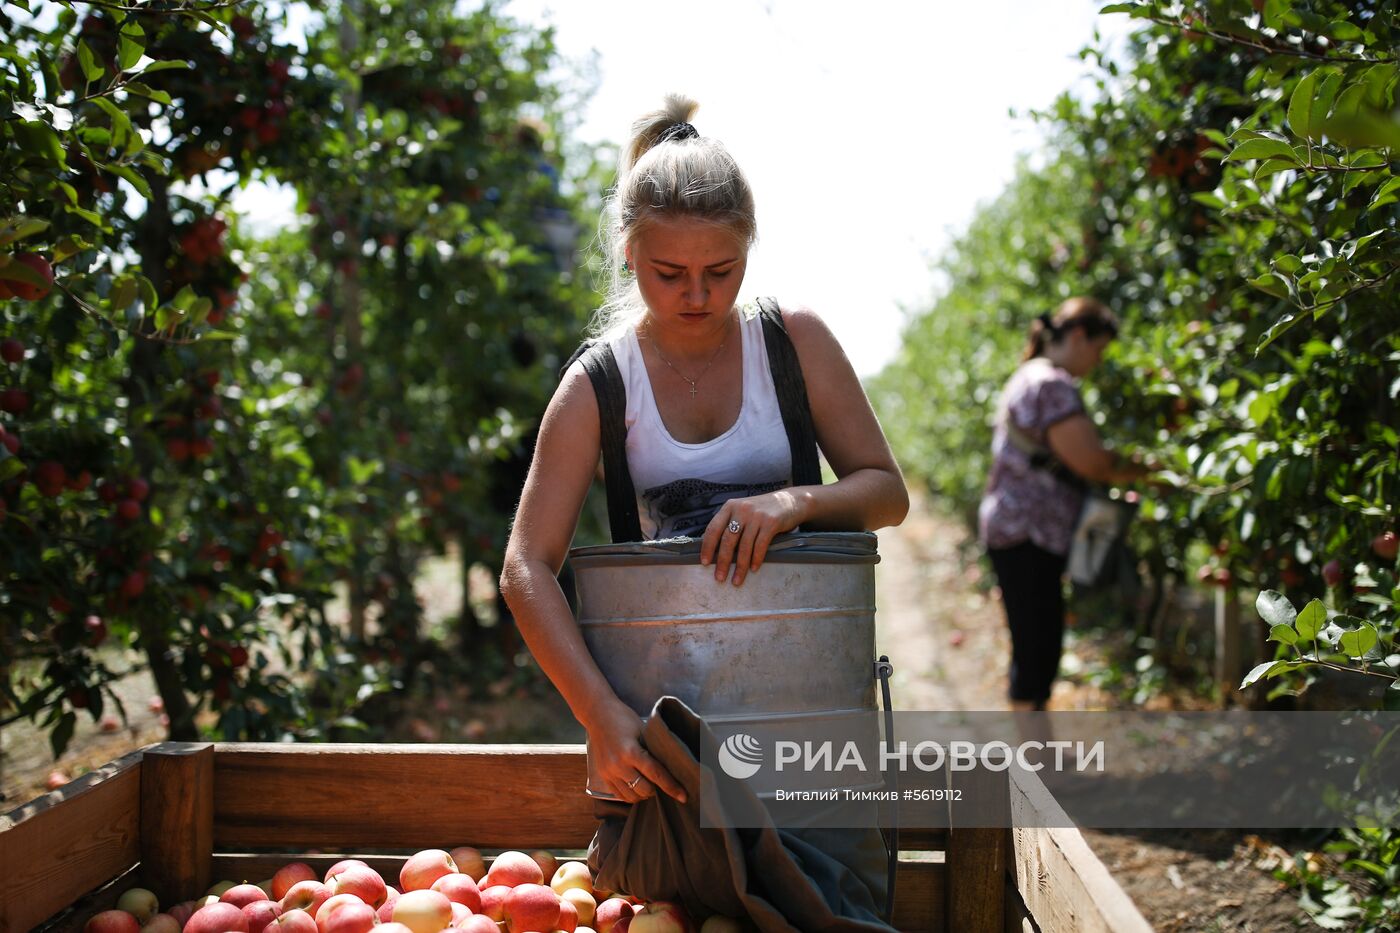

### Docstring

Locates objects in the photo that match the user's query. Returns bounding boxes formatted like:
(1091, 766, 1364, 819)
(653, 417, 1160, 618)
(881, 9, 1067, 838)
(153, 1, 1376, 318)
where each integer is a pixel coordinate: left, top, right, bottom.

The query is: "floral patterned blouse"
(978, 357, 1087, 556)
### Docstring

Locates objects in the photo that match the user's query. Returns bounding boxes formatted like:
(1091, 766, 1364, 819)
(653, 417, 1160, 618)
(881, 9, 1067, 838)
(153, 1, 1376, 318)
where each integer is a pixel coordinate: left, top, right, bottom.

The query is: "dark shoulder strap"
(756, 297, 823, 488)
(566, 340, 643, 543)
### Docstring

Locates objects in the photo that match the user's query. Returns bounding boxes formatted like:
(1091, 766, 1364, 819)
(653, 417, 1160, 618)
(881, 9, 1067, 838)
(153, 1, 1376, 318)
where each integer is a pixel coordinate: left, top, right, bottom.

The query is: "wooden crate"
(0, 743, 1150, 933)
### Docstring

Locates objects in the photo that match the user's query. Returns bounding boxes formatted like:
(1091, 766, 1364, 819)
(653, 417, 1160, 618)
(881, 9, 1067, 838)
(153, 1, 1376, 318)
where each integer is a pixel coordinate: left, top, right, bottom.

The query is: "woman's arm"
(1045, 413, 1149, 485)
(499, 363, 686, 804)
(700, 304, 910, 584)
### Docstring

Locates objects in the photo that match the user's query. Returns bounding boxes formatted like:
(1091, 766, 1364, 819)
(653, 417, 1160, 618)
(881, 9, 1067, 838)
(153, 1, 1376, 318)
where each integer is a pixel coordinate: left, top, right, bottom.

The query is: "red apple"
(243, 900, 282, 933)
(139, 915, 180, 933)
(447, 846, 487, 882)
(558, 897, 579, 932)
(328, 865, 386, 908)
(34, 460, 66, 497)
(504, 884, 561, 933)
(320, 902, 375, 933)
(272, 862, 317, 900)
(595, 898, 636, 933)
(313, 894, 361, 933)
(485, 850, 543, 888)
(1323, 559, 1344, 588)
(374, 926, 416, 933)
(429, 872, 481, 911)
(116, 888, 159, 923)
(455, 917, 499, 933)
(479, 884, 511, 921)
(1373, 531, 1398, 562)
(449, 902, 472, 926)
(391, 889, 453, 933)
(322, 859, 369, 884)
(1, 252, 55, 300)
(99, 713, 120, 733)
(279, 879, 330, 915)
(529, 849, 559, 884)
(375, 887, 400, 923)
(0, 387, 28, 414)
(399, 848, 457, 892)
(269, 911, 317, 933)
(0, 337, 23, 363)
(167, 902, 197, 928)
(630, 902, 693, 933)
(221, 883, 270, 907)
(185, 902, 251, 933)
(45, 770, 69, 790)
(84, 911, 141, 933)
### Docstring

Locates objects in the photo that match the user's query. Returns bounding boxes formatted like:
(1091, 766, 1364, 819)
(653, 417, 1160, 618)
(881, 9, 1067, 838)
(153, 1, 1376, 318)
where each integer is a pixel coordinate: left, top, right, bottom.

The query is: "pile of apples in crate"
(80, 846, 748, 933)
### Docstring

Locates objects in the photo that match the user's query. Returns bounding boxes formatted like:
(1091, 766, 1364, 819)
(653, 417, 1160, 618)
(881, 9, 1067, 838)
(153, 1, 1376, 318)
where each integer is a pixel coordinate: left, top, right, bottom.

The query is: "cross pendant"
(688, 382, 698, 399)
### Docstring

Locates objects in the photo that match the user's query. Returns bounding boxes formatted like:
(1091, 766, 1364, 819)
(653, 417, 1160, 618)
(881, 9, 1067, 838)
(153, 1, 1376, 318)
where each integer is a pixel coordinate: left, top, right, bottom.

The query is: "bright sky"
(499, 0, 1132, 375)
(241, 1, 1132, 376)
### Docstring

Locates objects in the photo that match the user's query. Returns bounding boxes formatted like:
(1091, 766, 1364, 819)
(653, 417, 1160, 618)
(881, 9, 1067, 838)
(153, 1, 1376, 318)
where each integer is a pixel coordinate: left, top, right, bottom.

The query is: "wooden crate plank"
(32, 864, 144, 933)
(1004, 875, 1039, 933)
(0, 748, 144, 933)
(1007, 769, 1151, 933)
(141, 743, 214, 904)
(212, 744, 596, 850)
(893, 826, 948, 852)
(947, 767, 1009, 933)
(211, 852, 594, 888)
(891, 859, 945, 933)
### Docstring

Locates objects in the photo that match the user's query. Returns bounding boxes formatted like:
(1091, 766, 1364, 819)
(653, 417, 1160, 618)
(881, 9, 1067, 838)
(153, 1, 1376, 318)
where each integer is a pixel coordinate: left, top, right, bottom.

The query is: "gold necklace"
(646, 317, 733, 399)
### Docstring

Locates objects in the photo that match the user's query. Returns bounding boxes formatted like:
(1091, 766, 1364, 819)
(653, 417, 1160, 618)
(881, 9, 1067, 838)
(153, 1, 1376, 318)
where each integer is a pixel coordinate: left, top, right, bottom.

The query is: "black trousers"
(987, 540, 1069, 704)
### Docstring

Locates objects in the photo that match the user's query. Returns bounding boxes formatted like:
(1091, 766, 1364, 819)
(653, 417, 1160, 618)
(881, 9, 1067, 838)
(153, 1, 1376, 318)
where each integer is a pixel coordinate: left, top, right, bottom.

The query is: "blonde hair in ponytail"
(590, 94, 758, 340)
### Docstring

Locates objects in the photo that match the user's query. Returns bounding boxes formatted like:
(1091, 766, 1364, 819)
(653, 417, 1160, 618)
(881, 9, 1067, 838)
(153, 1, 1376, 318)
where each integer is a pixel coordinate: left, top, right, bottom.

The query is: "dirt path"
(874, 493, 1306, 932)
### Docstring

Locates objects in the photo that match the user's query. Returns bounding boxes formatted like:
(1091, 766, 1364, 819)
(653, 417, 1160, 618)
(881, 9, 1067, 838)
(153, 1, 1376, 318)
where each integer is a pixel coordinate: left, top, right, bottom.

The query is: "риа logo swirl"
(718, 732, 764, 779)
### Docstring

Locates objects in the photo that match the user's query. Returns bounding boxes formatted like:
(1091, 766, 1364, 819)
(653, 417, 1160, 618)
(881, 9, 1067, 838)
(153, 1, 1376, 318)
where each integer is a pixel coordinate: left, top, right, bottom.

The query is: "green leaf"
(76, 40, 103, 83)
(136, 59, 192, 76)
(1257, 590, 1298, 627)
(1339, 621, 1379, 658)
(1289, 70, 1324, 139)
(109, 276, 139, 313)
(1261, 0, 1288, 31)
(1296, 599, 1327, 640)
(0, 453, 26, 482)
(124, 82, 172, 106)
(117, 34, 144, 72)
(1256, 311, 1302, 354)
(1249, 272, 1291, 298)
(104, 162, 151, 200)
(50, 710, 77, 758)
(1269, 624, 1299, 646)
(91, 97, 132, 150)
(52, 235, 91, 263)
(1273, 254, 1303, 274)
(65, 205, 107, 229)
(1225, 138, 1300, 163)
(0, 217, 50, 247)
(1098, 2, 1137, 12)
(1322, 108, 1400, 149)
(1367, 177, 1400, 213)
(1241, 660, 1302, 689)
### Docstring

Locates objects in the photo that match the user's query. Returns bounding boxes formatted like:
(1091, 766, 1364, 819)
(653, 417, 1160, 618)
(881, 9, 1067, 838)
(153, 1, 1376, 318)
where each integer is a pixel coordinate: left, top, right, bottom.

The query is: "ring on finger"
(726, 519, 742, 535)
(627, 775, 643, 789)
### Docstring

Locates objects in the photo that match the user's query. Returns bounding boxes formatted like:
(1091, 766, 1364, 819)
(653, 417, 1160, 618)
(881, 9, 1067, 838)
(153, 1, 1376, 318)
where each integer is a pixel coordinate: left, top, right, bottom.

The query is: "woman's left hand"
(700, 490, 805, 586)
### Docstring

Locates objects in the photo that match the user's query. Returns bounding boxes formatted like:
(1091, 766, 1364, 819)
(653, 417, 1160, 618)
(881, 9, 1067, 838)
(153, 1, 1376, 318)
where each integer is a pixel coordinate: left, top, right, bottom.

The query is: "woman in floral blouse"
(978, 297, 1150, 711)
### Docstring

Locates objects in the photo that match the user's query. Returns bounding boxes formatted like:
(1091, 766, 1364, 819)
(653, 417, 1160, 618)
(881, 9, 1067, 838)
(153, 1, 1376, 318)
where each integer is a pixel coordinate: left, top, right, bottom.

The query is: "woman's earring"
(622, 259, 631, 273)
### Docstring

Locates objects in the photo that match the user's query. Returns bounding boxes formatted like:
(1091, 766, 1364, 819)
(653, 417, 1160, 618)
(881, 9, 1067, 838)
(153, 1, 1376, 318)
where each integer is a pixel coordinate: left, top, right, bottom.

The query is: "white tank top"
(610, 305, 793, 539)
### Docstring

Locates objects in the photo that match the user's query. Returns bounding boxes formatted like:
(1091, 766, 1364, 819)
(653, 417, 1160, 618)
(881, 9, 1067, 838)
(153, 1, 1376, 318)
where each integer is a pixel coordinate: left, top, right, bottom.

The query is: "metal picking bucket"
(570, 531, 882, 799)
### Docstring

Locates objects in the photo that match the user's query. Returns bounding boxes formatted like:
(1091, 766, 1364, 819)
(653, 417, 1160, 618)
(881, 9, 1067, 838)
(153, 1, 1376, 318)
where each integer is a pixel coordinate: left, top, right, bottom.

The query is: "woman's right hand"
(586, 697, 688, 805)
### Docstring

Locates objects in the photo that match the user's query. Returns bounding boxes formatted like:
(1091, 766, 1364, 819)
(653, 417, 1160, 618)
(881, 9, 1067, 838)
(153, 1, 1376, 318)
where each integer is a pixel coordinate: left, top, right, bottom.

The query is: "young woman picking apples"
(499, 92, 906, 853)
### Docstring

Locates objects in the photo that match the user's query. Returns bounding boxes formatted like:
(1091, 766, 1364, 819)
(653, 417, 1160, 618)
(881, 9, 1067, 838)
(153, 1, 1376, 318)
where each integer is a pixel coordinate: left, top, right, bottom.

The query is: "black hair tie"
(1036, 311, 1057, 335)
(657, 121, 699, 144)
